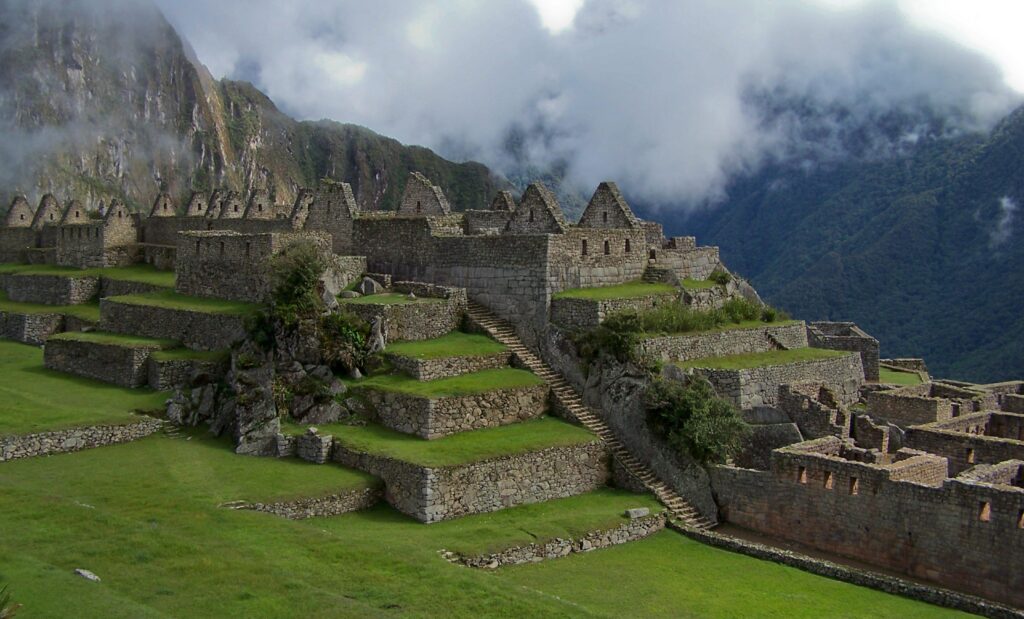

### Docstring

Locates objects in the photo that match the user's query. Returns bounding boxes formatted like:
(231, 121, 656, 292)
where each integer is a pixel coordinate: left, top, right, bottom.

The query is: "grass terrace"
(338, 292, 445, 305)
(47, 331, 179, 349)
(0, 428, 968, 617)
(0, 263, 175, 287)
(386, 332, 507, 360)
(676, 347, 850, 371)
(150, 348, 230, 363)
(106, 289, 261, 316)
(0, 291, 100, 322)
(553, 280, 676, 301)
(329, 417, 597, 467)
(680, 278, 718, 290)
(879, 367, 924, 386)
(0, 341, 168, 436)
(348, 367, 542, 398)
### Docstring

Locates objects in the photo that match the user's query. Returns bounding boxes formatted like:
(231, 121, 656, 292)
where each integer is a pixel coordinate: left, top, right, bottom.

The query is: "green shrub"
(708, 270, 733, 286)
(270, 241, 326, 328)
(2, 583, 21, 618)
(645, 376, 750, 464)
(320, 310, 370, 374)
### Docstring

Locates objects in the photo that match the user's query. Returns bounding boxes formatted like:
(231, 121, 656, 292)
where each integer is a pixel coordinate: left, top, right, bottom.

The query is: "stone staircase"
(467, 301, 714, 529)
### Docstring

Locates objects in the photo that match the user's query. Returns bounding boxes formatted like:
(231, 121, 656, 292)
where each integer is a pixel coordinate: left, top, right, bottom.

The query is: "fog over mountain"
(156, 0, 1021, 208)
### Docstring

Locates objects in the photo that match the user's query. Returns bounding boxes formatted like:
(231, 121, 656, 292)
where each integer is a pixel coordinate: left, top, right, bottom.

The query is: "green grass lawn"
(349, 368, 541, 398)
(0, 263, 175, 287)
(386, 332, 507, 360)
(150, 348, 230, 363)
(330, 417, 597, 467)
(107, 289, 260, 316)
(0, 291, 100, 322)
(553, 281, 676, 301)
(0, 431, 966, 617)
(679, 278, 717, 290)
(338, 292, 445, 305)
(0, 341, 168, 436)
(879, 367, 924, 386)
(676, 347, 851, 370)
(48, 331, 179, 349)
(643, 318, 801, 338)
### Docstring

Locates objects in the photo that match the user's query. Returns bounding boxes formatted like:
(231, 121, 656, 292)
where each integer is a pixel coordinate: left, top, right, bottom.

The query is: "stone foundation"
(332, 440, 610, 522)
(0, 417, 164, 462)
(363, 383, 549, 439)
(550, 292, 677, 330)
(451, 512, 665, 568)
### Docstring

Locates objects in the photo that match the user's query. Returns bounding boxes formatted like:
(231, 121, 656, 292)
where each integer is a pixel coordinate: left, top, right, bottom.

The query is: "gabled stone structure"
(185, 191, 209, 217)
(298, 180, 360, 254)
(60, 200, 89, 225)
(398, 172, 450, 215)
(205, 189, 227, 219)
(577, 182, 640, 230)
(506, 183, 569, 234)
(149, 193, 176, 218)
(4, 196, 34, 227)
(490, 190, 516, 212)
(218, 191, 245, 219)
(243, 191, 274, 220)
(31, 194, 63, 230)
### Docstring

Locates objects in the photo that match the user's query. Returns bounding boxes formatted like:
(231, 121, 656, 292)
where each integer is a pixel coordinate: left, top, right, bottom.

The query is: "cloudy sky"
(154, 0, 1023, 207)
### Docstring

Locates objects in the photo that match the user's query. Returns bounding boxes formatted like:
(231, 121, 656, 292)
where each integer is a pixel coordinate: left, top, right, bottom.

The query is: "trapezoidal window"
(649, 249, 656, 260)
(849, 477, 860, 495)
(966, 448, 976, 464)
(798, 466, 808, 484)
(528, 209, 535, 222)
(49, 214, 54, 220)
(219, 241, 225, 256)
(625, 239, 631, 253)
(245, 242, 251, 257)
(979, 501, 991, 522)
(581, 239, 588, 256)
(234, 204, 239, 212)
(823, 471, 834, 490)
(602, 211, 608, 223)
(603, 240, 610, 255)
(416, 200, 422, 213)
(258, 204, 263, 212)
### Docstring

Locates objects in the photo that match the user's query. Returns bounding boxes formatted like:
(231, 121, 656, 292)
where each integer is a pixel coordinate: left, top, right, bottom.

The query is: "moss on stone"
(106, 289, 261, 316)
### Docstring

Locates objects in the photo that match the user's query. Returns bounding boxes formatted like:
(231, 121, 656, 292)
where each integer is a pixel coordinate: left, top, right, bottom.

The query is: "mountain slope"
(683, 106, 1024, 382)
(0, 0, 502, 212)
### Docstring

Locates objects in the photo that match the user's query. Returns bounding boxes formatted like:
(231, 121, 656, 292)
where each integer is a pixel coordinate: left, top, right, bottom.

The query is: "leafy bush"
(645, 376, 749, 464)
(1, 584, 21, 618)
(320, 310, 370, 374)
(269, 241, 326, 328)
(708, 270, 733, 286)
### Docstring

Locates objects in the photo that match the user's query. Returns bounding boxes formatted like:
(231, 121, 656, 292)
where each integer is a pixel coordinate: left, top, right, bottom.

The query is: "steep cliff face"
(0, 0, 502, 212)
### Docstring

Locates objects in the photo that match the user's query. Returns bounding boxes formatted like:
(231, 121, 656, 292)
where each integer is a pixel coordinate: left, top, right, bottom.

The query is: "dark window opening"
(602, 211, 608, 223)
(824, 471, 834, 490)
(195, 240, 200, 252)
(416, 200, 422, 213)
(529, 209, 534, 222)
(219, 241, 225, 255)
(603, 240, 610, 255)
(581, 239, 588, 256)
(625, 239, 631, 253)
(649, 249, 656, 260)
(966, 448, 976, 464)
(849, 477, 860, 495)
(979, 501, 991, 522)
(798, 466, 807, 484)
(245, 242, 251, 257)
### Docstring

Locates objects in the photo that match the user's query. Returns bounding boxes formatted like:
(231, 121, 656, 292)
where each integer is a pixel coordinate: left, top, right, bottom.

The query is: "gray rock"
(74, 568, 101, 582)
(338, 290, 362, 299)
(358, 277, 384, 295)
(309, 365, 334, 382)
(625, 507, 651, 519)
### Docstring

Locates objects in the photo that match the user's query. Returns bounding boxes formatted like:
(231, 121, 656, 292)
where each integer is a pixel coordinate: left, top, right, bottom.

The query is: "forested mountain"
(0, 0, 502, 213)
(682, 105, 1024, 382)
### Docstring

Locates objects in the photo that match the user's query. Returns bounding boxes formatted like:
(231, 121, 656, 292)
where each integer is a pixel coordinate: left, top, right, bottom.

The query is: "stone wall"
(548, 228, 649, 292)
(654, 246, 721, 281)
(638, 322, 808, 365)
(6, 273, 99, 305)
(709, 442, 1024, 608)
(385, 350, 512, 381)
(332, 440, 609, 522)
(866, 383, 998, 428)
(451, 512, 665, 568)
(362, 383, 549, 439)
(341, 296, 464, 342)
(147, 355, 228, 391)
(99, 299, 248, 350)
(141, 244, 176, 270)
(0, 417, 163, 462)
(807, 322, 880, 381)
(0, 310, 65, 345)
(666, 352, 863, 410)
(99, 277, 168, 298)
(239, 486, 382, 520)
(0, 227, 38, 262)
(906, 412, 1024, 476)
(549, 292, 678, 330)
(44, 336, 163, 387)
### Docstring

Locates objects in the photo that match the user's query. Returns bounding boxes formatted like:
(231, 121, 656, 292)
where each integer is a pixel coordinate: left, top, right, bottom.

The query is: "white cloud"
(991, 196, 1018, 247)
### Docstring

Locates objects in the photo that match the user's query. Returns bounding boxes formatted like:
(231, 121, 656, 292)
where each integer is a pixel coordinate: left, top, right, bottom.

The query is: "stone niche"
(331, 440, 610, 522)
(361, 383, 550, 439)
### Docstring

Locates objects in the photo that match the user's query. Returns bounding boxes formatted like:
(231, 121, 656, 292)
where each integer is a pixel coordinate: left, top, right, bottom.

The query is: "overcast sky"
(154, 0, 1024, 207)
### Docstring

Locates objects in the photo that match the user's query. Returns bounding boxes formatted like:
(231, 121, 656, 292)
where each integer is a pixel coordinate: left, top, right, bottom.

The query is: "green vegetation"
(680, 278, 717, 290)
(330, 417, 596, 467)
(553, 281, 675, 301)
(0, 263, 174, 287)
(107, 290, 260, 316)
(879, 367, 924, 386)
(645, 376, 749, 464)
(338, 292, 444, 305)
(0, 341, 167, 436)
(0, 431, 967, 617)
(349, 368, 542, 398)
(676, 347, 849, 371)
(707, 270, 733, 286)
(386, 332, 507, 360)
(47, 331, 178, 349)
(0, 291, 99, 322)
(575, 298, 790, 366)
(150, 348, 230, 363)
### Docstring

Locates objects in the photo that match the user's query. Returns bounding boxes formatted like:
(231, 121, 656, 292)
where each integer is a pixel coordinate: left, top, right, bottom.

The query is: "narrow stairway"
(466, 301, 714, 530)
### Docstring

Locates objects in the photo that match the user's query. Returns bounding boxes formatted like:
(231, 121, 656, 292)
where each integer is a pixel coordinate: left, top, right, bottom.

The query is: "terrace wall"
(0, 310, 65, 345)
(6, 273, 99, 305)
(385, 350, 513, 381)
(866, 384, 998, 428)
(0, 418, 164, 462)
(44, 337, 164, 388)
(807, 322, 880, 381)
(99, 299, 248, 350)
(638, 322, 807, 365)
(549, 292, 678, 330)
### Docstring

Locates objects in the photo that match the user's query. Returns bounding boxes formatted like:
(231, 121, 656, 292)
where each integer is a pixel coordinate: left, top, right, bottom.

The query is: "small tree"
(269, 240, 326, 328)
(645, 375, 750, 464)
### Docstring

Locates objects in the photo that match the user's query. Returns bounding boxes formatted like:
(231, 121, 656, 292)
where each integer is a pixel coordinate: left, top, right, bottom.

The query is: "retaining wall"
(99, 299, 248, 350)
(1, 418, 164, 462)
(6, 273, 99, 305)
(44, 337, 164, 387)
(638, 322, 807, 364)
(385, 350, 512, 381)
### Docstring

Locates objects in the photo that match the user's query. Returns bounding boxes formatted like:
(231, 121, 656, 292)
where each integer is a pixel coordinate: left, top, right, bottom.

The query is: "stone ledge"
(99, 298, 248, 350)
(44, 336, 170, 388)
(6, 273, 100, 305)
(235, 486, 383, 520)
(385, 350, 513, 381)
(0, 417, 164, 462)
(448, 512, 665, 568)
(671, 523, 1024, 619)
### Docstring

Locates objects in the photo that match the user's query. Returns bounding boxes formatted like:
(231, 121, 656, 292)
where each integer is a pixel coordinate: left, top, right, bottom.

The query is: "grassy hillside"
(684, 105, 1024, 382)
